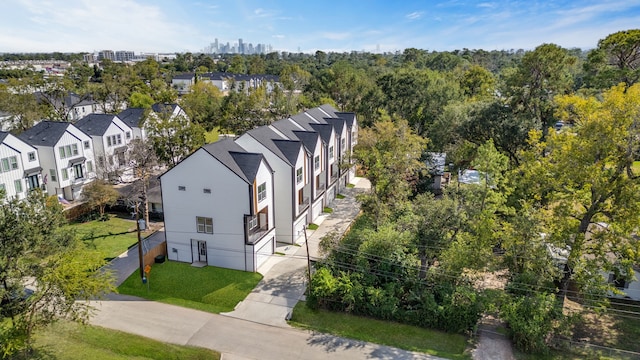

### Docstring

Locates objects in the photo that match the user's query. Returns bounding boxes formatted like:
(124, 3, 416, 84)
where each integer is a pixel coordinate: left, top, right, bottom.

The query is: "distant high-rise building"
(115, 51, 135, 62)
(98, 50, 115, 61)
(238, 38, 244, 54)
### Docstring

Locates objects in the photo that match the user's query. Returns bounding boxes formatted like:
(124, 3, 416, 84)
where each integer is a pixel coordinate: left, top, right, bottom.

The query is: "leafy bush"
(501, 292, 560, 353)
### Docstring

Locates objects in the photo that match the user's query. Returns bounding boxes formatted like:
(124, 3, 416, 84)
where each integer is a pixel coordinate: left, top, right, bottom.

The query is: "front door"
(197, 241, 207, 262)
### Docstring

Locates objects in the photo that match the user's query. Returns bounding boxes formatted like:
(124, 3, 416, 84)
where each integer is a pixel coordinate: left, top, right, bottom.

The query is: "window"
(196, 217, 213, 234)
(248, 215, 258, 230)
(178, 186, 186, 191)
(107, 136, 112, 147)
(314, 155, 320, 170)
(257, 182, 267, 202)
(14, 179, 23, 193)
(296, 167, 303, 184)
(73, 164, 83, 179)
(28, 152, 36, 161)
(61, 168, 68, 181)
(86, 161, 93, 173)
(329, 146, 334, 160)
(84, 140, 90, 149)
(9, 156, 17, 170)
(27, 174, 39, 190)
(341, 138, 346, 151)
(107, 134, 122, 147)
(59, 146, 65, 158)
(72, 143, 78, 156)
(126, 131, 131, 139)
(0, 156, 18, 172)
(49, 169, 57, 182)
(117, 134, 122, 144)
(203, 188, 212, 194)
(58, 145, 78, 159)
(0, 183, 5, 197)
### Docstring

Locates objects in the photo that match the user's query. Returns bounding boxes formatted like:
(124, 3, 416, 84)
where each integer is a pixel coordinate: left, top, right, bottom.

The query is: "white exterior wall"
(254, 158, 275, 228)
(163, 149, 252, 271)
(48, 126, 96, 200)
(0, 137, 35, 200)
(100, 120, 133, 170)
(236, 135, 302, 244)
(603, 269, 640, 301)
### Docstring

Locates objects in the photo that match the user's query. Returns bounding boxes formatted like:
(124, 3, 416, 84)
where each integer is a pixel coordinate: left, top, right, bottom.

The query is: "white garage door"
(256, 237, 274, 269)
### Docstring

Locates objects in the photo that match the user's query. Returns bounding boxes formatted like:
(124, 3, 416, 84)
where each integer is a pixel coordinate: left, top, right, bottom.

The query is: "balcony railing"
(247, 224, 269, 244)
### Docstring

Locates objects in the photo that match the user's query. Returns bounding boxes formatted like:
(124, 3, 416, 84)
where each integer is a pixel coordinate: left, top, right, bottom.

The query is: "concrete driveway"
(222, 177, 369, 327)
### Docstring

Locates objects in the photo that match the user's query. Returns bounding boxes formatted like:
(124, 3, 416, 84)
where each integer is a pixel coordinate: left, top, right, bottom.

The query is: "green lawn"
(71, 216, 143, 261)
(118, 261, 262, 313)
(33, 321, 220, 359)
(289, 302, 470, 360)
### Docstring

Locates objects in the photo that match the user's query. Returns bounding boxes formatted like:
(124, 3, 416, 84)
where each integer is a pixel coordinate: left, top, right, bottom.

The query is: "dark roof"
(304, 108, 331, 123)
(323, 117, 345, 135)
(245, 126, 302, 166)
(118, 108, 146, 128)
(151, 103, 179, 114)
(320, 104, 340, 117)
(0, 131, 9, 143)
(271, 118, 305, 139)
(34, 91, 96, 109)
(172, 72, 195, 80)
(289, 113, 317, 131)
(75, 114, 120, 136)
(201, 139, 264, 184)
(335, 112, 356, 127)
(309, 123, 333, 143)
(292, 130, 319, 153)
(18, 121, 72, 147)
(273, 139, 303, 166)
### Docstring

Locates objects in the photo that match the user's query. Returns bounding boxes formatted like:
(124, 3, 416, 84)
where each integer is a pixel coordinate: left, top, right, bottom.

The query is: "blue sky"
(1, 0, 639, 54)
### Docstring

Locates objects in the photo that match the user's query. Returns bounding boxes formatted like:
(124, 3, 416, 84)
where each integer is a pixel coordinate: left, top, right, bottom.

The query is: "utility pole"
(136, 201, 144, 280)
(304, 228, 312, 287)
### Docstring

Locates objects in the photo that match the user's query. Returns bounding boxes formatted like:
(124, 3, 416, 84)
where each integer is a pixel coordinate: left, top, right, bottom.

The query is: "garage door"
(256, 236, 274, 269)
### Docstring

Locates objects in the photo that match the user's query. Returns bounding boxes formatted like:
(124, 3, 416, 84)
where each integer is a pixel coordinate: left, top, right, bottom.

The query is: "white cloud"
(406, 11, 424, 20)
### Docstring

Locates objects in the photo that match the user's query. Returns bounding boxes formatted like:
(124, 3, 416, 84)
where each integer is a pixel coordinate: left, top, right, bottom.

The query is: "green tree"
(354, 115, 427, 228)
(0, 78, 48, 133)
(460, 65, 496, 100)
(146, 107, 205, 167)
(584, 29, 640, 89)
(228, 55, 247, 74)
(126, 138, 159, 228)
(503, 43, 576, 133)
(516, 83, 640, 304)
(180, 81, 223, 130)
(81, 180, 120, 217)
(129, 92, 155, 108)
(0, 191, 114, 357)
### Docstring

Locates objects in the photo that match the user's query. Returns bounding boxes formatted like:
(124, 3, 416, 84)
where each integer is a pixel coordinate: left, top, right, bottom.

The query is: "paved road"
(91, 295, 441, 360)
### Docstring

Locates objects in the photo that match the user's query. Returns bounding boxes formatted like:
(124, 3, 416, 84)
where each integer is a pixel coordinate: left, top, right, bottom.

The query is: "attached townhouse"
(270, 118, 327, 222)
(236, 126, 310, 244)
(0, 131, 43, 200)
(75, 113, 134, 182)
(117, 108, 148, 140)
(161, 139, 276, 271)
(19, 121, 96, 201)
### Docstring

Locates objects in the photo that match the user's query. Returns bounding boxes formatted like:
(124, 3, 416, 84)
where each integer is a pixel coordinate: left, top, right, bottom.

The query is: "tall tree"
(354, 115, 428, 228)
(516, 83, 640, 304)
(0, 190, 114, 356)
(180, 81, 223, 130)
(503, 43, 576, 133)
(81, 180, 120, 217)
(584, 29, 640, 89)
(145, 107, 205, 168)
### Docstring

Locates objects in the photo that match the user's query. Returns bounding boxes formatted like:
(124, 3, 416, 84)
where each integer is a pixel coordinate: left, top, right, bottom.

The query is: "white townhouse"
(75, 113, 134, 181)
(161, 139, 276, 272)
(151, 103, 187, 120)
(19, 121, 96, 201)
(171, 72, 196, 95)
(304, 105, 359, 187)
(0, 131, 43, 200)
(270, 118, 327, 222)
(236, 126, 310, 244)
(117, 108, 147, 140)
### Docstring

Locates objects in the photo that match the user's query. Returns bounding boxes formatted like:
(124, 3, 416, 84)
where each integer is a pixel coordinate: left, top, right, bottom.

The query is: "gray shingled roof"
(323, 117, 345, 135)
(173, 72, 195, 80)
(271, 118, 305, 139)
(75, 114, 120, 136)
(292, 130, 319, 152)
(320, 104, 339, 117)
(18, 121, 72, 147)
(151, 103, 179, 114)
(118, 108, 146, 128)
(244, 126, 302, 166)
(309, 123, 333, 143)
(289, 113, 317, 131)
(335, 112, 356, 127)
(0, 131, 9, 143)
(201, 139, 263, 184)
(304, 108, 331, 123)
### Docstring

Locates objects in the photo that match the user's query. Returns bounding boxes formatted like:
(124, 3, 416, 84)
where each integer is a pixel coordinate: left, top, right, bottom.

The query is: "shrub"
(501, 292, 559, 354)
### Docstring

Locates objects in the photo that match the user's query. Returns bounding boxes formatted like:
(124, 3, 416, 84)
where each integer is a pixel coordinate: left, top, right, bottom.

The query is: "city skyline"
(1, 0, 639, 54)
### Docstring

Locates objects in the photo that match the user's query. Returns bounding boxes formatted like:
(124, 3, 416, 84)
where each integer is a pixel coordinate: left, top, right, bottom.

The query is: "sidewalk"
(103, 228, 166, 286)
(221, 177, 370, 327)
